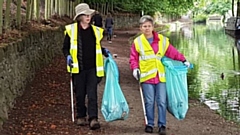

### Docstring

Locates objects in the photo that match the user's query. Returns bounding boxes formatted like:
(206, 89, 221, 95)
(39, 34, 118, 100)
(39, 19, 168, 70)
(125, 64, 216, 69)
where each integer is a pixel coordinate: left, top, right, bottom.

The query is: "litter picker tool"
(137, 71, 148, 125)
(70, 65, 74, 122)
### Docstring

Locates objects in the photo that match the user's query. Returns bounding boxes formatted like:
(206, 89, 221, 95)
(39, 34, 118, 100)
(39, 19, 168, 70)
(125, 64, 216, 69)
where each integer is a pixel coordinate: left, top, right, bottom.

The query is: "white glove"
(183, 61, 191, 68)
(133, 68, 140, 80)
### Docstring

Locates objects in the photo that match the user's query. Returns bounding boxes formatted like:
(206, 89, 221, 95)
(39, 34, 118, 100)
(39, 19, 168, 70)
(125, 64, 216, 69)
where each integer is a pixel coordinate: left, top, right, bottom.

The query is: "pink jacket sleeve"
(165, 44, 186, 62)
(129, 43, 139, 70)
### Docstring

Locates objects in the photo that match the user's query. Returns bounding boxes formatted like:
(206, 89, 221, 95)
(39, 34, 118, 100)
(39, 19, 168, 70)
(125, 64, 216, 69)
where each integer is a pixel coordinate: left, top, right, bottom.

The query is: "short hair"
(107, 13, 112, 17)
(139, 15, 154, 25)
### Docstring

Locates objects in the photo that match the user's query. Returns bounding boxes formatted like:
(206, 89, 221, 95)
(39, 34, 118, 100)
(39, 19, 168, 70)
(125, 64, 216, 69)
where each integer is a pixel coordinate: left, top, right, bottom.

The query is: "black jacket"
(93, 14, 103, 27)
(62, 23, 108, 70)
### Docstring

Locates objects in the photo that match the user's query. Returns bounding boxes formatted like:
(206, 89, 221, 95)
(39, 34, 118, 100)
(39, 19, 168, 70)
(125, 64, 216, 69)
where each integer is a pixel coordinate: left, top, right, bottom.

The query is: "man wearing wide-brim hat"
(62, 3, 110, 130)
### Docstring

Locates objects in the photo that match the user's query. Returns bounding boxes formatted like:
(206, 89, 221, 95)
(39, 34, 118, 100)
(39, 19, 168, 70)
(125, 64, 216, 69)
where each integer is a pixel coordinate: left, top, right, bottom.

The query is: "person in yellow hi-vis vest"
(129, 15, 191, 135)
(62, 3, 110, 130)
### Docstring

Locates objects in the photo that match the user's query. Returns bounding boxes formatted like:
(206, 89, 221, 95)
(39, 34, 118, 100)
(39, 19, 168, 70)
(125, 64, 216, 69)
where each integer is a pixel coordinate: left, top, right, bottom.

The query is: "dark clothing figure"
(62, 21, 109, 130)
(105, 17, 114, 28)
(105, 16, 114, 42)
(93, 13, 103, 27)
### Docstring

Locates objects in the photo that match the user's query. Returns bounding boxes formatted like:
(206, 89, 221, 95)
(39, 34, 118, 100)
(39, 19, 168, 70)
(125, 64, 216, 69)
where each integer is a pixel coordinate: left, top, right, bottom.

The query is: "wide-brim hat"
(73, 3, 95, 20)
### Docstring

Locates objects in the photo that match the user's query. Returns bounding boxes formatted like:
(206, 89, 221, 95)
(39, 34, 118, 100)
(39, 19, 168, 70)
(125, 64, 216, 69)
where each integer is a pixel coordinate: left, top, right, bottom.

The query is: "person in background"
(129, 15, 191, 135)
(92, 11, 103, 27)
(105, 13, 114, 44)
(62, 3, 110, 130)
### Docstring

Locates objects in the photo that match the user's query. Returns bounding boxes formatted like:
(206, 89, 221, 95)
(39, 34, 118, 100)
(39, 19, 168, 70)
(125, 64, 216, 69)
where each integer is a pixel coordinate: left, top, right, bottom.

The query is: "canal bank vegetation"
(0, 0, 194, 35)
(192, 0, 231, 23)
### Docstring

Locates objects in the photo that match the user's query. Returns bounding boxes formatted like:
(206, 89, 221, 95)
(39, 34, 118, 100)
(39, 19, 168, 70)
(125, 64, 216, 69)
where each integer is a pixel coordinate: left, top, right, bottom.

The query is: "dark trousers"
(73, 68, 100, 121)
(106, 27, 113, 41)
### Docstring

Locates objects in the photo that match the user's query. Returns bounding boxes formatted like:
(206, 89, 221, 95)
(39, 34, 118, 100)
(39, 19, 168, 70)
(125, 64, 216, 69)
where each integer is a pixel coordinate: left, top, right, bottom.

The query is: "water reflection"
(165, 24, 240, 123)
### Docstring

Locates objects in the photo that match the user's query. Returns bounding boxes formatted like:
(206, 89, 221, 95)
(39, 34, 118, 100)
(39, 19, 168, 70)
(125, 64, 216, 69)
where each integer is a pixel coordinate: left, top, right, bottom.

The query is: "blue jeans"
(141, 82, 167, 127)
(106, 27, 113, 40)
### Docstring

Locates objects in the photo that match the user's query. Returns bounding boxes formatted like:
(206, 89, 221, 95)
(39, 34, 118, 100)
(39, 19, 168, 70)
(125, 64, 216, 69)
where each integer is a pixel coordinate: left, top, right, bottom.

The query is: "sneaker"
(159, 126, 166, 135)
(76, 117, 88, 126)
(145, 125, 153, 133)
(89, 118, 100, 130)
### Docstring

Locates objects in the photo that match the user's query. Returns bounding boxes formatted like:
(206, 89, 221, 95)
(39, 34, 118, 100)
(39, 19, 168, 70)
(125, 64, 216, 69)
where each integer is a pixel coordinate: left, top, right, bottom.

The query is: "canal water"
(164, 23, 240, 123)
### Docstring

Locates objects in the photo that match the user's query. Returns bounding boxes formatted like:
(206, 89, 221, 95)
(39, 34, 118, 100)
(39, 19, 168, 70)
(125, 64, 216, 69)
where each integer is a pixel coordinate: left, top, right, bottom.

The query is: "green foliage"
(193, 14, 208, 23)
(192, 0, 231, 18)
(85, 0, 194, 16)
(204, 2, 231, 15)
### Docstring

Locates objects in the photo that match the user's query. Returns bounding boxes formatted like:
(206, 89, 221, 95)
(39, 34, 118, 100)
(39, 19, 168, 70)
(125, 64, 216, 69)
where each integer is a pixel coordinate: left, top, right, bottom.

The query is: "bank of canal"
(165, 23, 240, 124)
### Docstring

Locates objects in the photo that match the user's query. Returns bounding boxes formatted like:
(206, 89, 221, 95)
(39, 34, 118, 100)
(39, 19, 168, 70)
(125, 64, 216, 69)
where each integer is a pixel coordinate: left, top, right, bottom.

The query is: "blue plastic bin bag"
(101, 55, 129, 122)
(161, 56, 189, 120)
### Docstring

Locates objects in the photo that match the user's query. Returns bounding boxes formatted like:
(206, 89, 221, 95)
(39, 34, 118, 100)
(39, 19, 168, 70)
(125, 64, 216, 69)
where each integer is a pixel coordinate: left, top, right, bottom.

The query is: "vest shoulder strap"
(92, 25, 104, 40)
(65, 23, 77, 37)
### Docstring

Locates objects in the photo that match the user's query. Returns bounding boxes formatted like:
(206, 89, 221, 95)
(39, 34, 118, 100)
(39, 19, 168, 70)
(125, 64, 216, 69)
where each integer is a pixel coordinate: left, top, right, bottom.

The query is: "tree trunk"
(47, 0, 51, 18)
(102, 4, 105, 15)
(36, 0, 40, 21)
(0, 0, 3, 34)
(16, 0, 22, 28)
(232, 0, 235, 17)
(30, 0, 34, 20)
(70, 1, 73, 18)
(111, 0, 113, 12)
(33, 0, 40, 21)
(51, 0, 54, 15)
(26, 0, 32, 21)
(65, 0, 68, 16)
(96, 3, 99, 12)
(54, 0, 58, 15)
(4, 0, 11, 30)
(59, 0, 63, 16)
(237, 0, 240, 17)
(44, 0, 48, 19)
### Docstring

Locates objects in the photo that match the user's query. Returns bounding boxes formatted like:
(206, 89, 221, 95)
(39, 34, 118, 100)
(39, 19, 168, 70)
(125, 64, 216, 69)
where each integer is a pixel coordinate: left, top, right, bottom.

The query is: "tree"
(0, 0, 3, 35)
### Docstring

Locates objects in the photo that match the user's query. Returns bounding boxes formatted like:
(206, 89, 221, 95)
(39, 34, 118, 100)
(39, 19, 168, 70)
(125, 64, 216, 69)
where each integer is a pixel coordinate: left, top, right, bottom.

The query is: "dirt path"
(0, 29, 240, 135)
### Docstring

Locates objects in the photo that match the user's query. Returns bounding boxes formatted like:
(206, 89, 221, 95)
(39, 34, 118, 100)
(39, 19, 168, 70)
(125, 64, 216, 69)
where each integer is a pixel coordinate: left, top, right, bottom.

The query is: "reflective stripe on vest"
(65, 23, 104, 77)
(135, 34, 169, 82)
(93, 25, 104, 77)
(66, 23, 78, 73)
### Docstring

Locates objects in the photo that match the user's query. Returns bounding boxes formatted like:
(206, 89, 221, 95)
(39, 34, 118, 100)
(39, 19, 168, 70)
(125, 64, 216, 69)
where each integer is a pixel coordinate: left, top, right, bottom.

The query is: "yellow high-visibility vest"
(134, 34, 169, 82)
(64, 23, 104, 77)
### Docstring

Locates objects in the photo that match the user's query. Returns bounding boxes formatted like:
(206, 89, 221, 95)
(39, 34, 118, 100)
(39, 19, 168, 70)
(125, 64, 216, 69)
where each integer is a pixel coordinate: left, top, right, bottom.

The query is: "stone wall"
(0, 14, 140, 129)
(107, 14, 140, 29)
(0, 27, 65, 129)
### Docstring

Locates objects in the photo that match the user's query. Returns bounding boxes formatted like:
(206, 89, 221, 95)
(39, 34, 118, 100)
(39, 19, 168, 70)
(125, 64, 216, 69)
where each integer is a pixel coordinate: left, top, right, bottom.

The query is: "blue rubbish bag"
(161, 56, 190, 120)
(101, 55, 129, 122)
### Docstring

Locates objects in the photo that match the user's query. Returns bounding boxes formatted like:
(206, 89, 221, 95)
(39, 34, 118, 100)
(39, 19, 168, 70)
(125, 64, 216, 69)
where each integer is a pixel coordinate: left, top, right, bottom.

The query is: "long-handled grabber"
(70, 66, 74, 122)
(137, 71, 148, 125)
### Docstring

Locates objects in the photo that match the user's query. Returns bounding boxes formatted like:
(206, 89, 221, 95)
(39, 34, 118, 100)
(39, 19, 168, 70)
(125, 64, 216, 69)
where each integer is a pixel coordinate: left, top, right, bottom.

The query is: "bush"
(193, 14, 207, 23)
